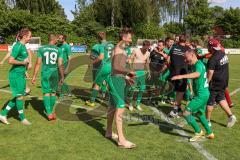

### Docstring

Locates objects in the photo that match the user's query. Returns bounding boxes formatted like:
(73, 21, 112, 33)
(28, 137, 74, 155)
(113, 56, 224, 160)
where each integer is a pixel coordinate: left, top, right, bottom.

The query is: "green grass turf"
(0, 52, 240, 160)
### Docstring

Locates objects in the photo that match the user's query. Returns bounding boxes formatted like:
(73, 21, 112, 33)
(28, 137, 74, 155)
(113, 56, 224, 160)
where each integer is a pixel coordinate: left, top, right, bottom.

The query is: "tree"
(73, 0, 161, 27)
(8, 0, 66, 17)
(134, 23, 164, 39)
(163, 22, 185, 35)
(216, 7, 240, 37)
(0, 0, 8, 11)
(184, 0, 214, 36)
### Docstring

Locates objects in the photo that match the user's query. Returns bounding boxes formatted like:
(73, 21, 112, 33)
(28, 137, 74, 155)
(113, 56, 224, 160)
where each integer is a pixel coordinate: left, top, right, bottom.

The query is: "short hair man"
(206, 39, 236, 128)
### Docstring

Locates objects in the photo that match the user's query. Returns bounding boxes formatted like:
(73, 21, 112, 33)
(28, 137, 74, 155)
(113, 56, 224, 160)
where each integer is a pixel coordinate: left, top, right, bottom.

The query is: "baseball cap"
(208, 38, 221, 50)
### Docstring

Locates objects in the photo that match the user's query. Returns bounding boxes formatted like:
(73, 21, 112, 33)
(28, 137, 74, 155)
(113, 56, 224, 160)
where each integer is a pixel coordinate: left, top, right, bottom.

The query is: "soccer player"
(165, 37, 175, 50)
(161, 37, 176, 104)
(172, 49, 214, 142)
(127, 40, 150, 111)
(94, 42, 114, 94)
(32, 34, 64, 121)
(168, 35, 188, 118)
(105, 28, 136, 149)
(57, 34, 72, 97)
(148, 40, 168, 106)
(0, 28, 32, 125)
(206, 39, 236, 127)
(85, 32, 106, 107)
(0, 34, 32, 95)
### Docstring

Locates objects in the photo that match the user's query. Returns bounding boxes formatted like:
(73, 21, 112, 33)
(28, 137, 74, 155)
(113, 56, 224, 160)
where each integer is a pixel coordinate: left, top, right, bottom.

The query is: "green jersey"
(91, 44, 104, 58)
(102, 42, 114, 64)
(9, 41, 28, 75)
(163, 48, 170, 55)
(37, 45, 63, 72)
(125, 47, 132, 56)
(192, 60, 209, 96)
(59, 43, 71, 64)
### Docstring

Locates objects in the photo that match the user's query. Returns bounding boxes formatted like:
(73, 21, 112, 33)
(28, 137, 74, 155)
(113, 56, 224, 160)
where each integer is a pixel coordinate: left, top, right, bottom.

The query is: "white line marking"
(0, 88, 217, 159)
(147, 106, 217, 160)
(230, 88, 240, 96)
(230, 79, 240, 81)
(0, 80, 8, 82)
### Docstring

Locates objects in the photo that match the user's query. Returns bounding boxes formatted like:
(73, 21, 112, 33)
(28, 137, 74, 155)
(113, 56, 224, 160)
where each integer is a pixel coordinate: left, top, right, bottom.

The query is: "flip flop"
(118, 140, 136, 149)
(105, 133, 118, 140)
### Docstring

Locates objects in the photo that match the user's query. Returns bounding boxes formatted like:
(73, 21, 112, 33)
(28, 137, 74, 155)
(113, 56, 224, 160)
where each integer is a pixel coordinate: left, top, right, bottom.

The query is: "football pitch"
(0, 52, 240, 160)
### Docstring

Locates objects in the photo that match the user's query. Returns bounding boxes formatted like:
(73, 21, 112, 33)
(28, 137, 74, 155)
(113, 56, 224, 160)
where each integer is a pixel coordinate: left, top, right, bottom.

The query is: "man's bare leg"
(176, 91, 184, 107)
(105, 107, 116, 137)
(206, 105, 214, 121)
(115, 108, 126, 143)
(170, 92, 184, 118)
(219, 100, 233, 116)
(219, 100, 237, 127)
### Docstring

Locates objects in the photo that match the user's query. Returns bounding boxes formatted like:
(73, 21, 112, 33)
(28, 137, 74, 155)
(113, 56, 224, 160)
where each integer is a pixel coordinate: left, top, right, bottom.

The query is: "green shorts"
(147, 71, 161, 88)
(9, 72, 26, 97)
(92, 67, 100, 81)
(41, 70, 59, 94)
(94, 63, 111, 86)
(185, 94, 210, 114)
(160, 69, 170, 82)
(133, 70, 146, 91)
(108, 75, 126, 108)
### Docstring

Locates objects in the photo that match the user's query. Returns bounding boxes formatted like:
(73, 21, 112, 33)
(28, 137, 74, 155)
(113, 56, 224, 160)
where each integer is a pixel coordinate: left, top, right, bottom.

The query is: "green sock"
(101, 84, 107, 93)
(184, 89, 191, 101)
(184, 114, 201, 133)
(16, 99, 25, 121)
(61, 82, 69, 94)
(1, 98, 16, 116)
(43, 96, 51, 115)
(90, 89, 99, 103)
(136, 91, 143, 105)
(129, 89, 134, 105)
(50, 96, 57, 113)
(198, 113, 212, 135)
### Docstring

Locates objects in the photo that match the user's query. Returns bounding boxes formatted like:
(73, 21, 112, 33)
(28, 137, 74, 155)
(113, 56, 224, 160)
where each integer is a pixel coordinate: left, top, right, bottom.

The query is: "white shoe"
(227, 115, 237, 128)
(161, 100, 166, 104)
(67, 93, 73, 97)
(128, 105, 134, 111)
(0, 115, 10, 124)
(208, 121, 212, 127)
(169, 110, 180, 118)
(136, 105, 143, 111)
(21, 119, 32, 125)
(189, 130, 205, 142)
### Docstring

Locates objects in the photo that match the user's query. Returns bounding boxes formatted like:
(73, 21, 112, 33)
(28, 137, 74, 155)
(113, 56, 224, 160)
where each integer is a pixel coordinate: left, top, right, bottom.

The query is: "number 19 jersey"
(37, 45, 63, 94)
(37, 45, 63, 71)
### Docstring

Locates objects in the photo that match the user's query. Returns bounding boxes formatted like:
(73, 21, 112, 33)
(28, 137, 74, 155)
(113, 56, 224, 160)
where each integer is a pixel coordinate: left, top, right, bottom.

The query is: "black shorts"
(170, 68, 188, 92)
(207, 90, 226, 106)
(173, 79, 187, 92)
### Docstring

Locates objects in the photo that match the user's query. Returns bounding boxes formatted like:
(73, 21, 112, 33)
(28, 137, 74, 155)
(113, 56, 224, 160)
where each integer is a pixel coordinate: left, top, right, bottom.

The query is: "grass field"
(0, 52, 240, 160)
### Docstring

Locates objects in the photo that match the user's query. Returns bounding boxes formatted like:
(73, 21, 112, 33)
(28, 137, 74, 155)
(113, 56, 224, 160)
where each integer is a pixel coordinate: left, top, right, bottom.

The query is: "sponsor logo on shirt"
(220, 55, 228, 65)
(172, 48, 184, 56)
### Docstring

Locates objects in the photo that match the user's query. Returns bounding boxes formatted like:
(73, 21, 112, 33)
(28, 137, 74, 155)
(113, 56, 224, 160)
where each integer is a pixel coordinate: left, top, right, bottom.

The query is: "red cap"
(208, 39, 221, 50)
